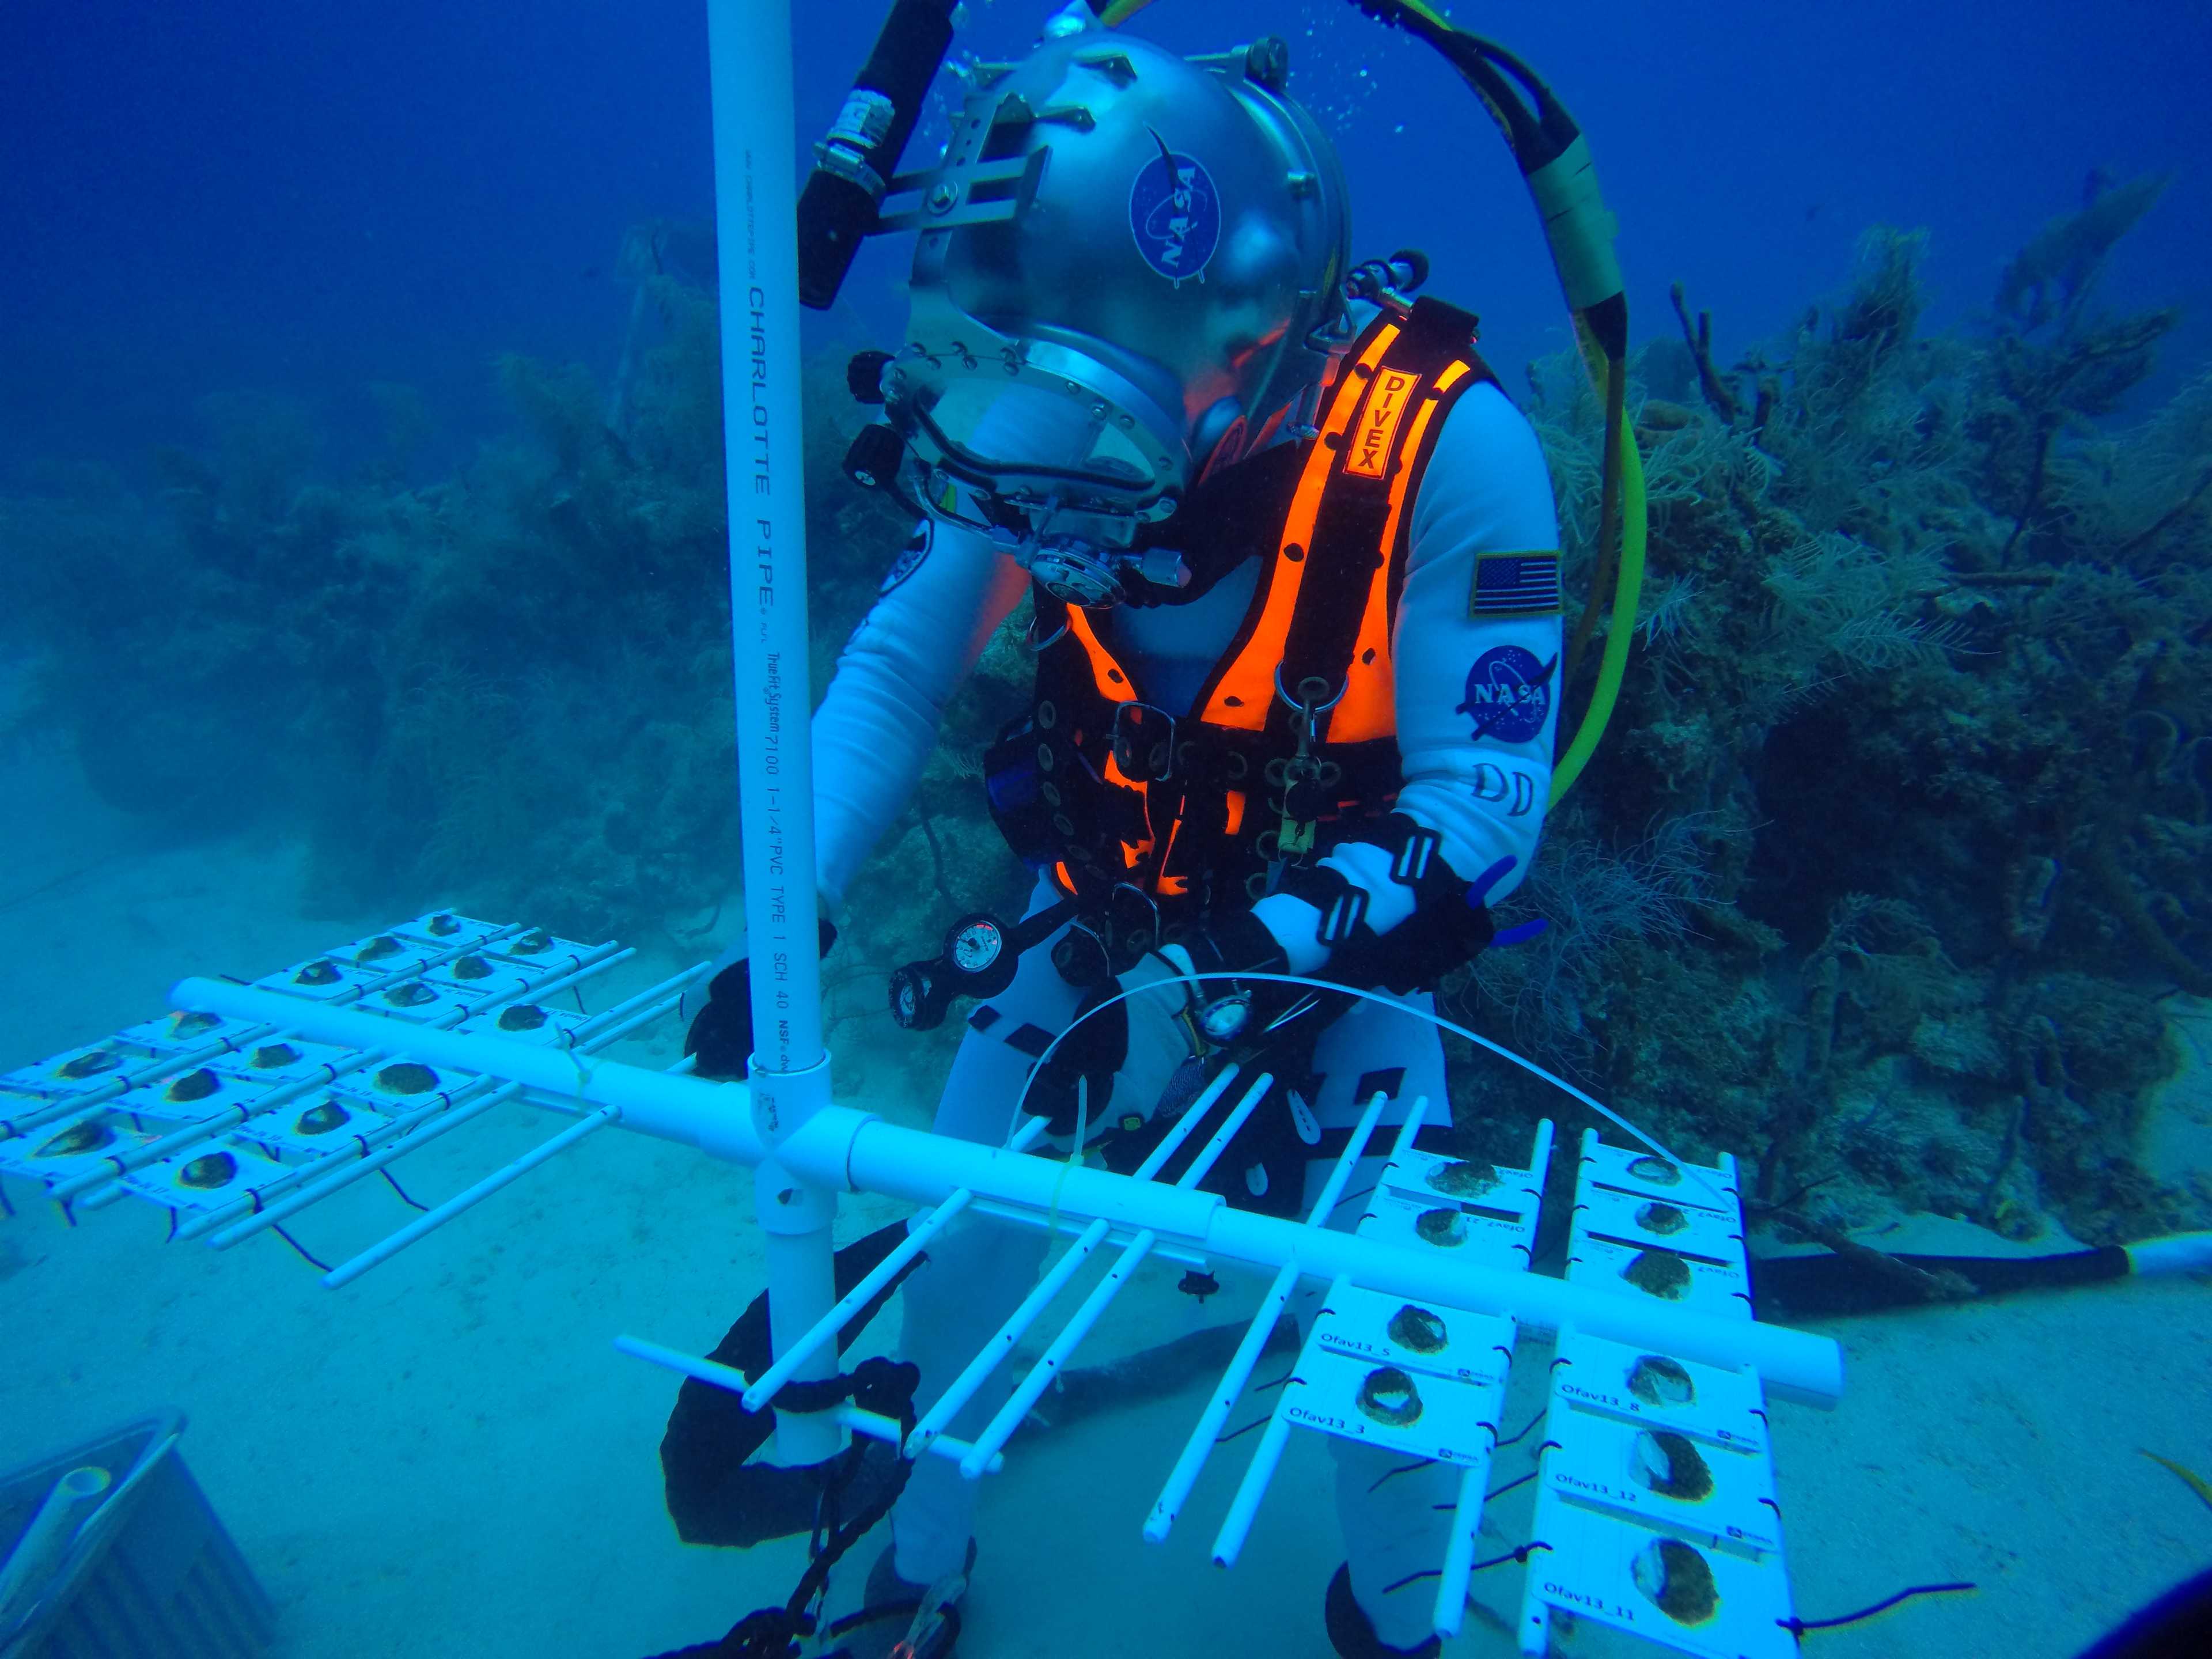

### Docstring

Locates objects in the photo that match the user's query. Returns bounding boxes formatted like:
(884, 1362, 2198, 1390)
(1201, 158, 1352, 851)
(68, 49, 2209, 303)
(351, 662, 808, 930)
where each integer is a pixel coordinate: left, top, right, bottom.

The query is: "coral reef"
(1467, 177, 2210, 1242)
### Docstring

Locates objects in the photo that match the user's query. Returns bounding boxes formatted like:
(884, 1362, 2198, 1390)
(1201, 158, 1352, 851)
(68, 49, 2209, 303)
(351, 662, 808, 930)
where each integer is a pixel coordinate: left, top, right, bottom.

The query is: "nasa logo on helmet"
(1128, 144, 1222, 284)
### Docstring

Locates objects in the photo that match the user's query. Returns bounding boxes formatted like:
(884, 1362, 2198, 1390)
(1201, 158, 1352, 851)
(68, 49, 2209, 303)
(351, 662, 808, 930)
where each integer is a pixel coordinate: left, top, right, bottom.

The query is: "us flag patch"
(1470, 550, 1562, 618)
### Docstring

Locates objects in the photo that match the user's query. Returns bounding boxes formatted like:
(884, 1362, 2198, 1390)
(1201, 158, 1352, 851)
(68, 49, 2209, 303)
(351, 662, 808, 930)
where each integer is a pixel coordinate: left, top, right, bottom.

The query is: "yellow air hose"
(1550, 360, 1646, 804)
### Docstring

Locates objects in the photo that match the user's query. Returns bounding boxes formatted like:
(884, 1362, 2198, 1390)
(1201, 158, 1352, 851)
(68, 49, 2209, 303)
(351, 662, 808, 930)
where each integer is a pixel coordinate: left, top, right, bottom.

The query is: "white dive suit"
(808, 369, 1560, 1652)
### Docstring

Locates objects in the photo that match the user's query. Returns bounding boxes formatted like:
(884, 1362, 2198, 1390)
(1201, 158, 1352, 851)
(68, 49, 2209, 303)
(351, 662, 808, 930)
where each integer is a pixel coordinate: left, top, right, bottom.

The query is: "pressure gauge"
(948, 916, 1004, 975)
(942, 912, 1018, 999)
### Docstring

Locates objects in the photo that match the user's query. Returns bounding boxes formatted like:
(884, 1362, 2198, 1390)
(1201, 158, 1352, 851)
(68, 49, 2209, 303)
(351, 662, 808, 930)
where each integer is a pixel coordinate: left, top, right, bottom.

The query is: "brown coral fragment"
(1623, 1249, 1692, 1299)
(1633, 1537, 1720, 1625)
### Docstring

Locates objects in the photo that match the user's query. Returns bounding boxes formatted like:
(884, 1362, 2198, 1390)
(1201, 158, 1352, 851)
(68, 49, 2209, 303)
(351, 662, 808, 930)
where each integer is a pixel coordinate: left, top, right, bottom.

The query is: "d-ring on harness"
(1260, 668, 1347, 867)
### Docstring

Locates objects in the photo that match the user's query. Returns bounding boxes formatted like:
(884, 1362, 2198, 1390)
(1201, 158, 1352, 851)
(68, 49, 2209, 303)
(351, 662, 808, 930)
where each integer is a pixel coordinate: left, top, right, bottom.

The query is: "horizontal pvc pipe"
(613, 1336, 1002, 1472)
(165, 985, 1843, 1404)
(964, 1198, 1210, 1266)
(1218, 1199, 1839, 1402)
(322, 1108, 619, 1287)
(172, 978, 766, 1166)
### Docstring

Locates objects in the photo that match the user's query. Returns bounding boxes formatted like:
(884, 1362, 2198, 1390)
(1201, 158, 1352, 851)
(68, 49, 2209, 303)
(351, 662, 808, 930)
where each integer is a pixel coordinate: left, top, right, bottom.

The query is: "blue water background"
(3, 0, 2207, 477)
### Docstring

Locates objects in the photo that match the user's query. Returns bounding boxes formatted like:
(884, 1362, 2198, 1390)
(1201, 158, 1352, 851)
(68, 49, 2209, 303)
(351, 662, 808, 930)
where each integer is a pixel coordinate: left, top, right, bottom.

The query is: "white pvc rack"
(3, 932, 1840, 1649)
(1518, 1131, 1796, 1657)
(0, 912, 706, 1287)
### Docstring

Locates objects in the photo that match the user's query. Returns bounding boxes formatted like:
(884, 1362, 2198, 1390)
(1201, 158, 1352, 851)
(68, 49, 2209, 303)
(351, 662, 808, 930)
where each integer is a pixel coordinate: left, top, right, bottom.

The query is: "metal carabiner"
(1274, 666, 1347, 717)
(1274, 666, 1346, 756)
(1024, 612, 1070, 653)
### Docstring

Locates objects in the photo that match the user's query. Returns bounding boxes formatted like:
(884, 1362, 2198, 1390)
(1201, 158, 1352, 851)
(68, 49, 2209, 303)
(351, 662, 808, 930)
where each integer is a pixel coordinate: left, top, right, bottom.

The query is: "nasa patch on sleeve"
(1128, 146, 1220, 282)
(1455, 645, 1554, 744)
(880, 522, 933, 594)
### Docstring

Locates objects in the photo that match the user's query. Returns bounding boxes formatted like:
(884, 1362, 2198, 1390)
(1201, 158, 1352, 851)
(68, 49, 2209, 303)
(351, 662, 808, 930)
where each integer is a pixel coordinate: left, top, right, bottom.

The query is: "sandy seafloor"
(2, 737, 2209, 1659)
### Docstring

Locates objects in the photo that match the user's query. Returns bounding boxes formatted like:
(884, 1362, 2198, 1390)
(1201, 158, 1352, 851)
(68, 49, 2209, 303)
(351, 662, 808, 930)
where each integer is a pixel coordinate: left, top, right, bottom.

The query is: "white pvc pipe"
(740, 1189, 972, 1412)
(165, 983, 1845, 1404)
(706, 0, 840, 1467)
(0, 1464, 111, 1635)
(172, 979, 766, 1165)
(707, 0, 824, 1090)
(1433, 1461, 1485, 1638)
(1211, 1407, 1296, 1568)
(1143, 1257, 1298, 1544)
(960, 1222, 1161, 1479)
(905, 1067, 1249, 1459)
(613, 1337, 1002, 1472)
(206, 1093, 512, 1246)
(211, 993, 692, 1251)
(1145, 1093, 1388, 1544)
(951, 1069, 1282, 1475)
(1309, 1090, 1393, 1223)
(321, 1108, 619, 1288)
(908, 1213, 1114, 1460)
(964, 1198, 1210, 1266)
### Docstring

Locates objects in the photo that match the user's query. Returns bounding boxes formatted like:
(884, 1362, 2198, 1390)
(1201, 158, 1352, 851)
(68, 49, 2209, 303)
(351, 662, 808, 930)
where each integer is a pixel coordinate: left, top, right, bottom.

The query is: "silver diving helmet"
(861, 7, 1350, 607)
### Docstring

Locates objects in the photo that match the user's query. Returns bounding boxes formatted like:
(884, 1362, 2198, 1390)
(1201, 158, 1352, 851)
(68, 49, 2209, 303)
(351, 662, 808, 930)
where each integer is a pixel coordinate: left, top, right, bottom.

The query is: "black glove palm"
(683, 918, 836, 1081)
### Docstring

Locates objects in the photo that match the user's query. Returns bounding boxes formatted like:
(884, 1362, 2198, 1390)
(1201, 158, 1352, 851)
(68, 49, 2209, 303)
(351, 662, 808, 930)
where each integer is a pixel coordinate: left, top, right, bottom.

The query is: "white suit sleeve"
(811, 521, 1028, 908)
(1253, 380, 1562, 970)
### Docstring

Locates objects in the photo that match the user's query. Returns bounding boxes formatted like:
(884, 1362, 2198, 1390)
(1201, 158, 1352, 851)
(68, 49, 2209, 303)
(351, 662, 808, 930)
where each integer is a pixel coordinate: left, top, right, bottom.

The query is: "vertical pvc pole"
(707, 0, 840, 1467)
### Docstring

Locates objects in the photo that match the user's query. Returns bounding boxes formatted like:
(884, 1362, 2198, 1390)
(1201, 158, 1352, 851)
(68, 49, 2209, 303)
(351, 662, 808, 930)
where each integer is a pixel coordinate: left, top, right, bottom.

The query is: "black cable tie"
(1486, 1469, 1538, 1502)
(272, 1221, 332, 1274)
(380, 1168, 428, 1211)
(1495, 1406, 1546, 1448)
(1380, 1566, 1441, 1596)
(1366, 1458, 1434, 1494)
(1779, 1581, 1977, 1636)
(1471, 1540, 1554, 1573)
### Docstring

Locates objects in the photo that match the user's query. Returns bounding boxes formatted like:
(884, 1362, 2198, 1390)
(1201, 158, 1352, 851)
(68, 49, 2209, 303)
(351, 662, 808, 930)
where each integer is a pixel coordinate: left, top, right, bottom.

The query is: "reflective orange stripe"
(1198, 324, 1402, 731)
(1223, 790, 1246, 835)
(1052, 861, 1075, 896)
(1153, 816, 1185, 896)
(1066, 605, 1134, 704)
(1330, 360, 1474, 743)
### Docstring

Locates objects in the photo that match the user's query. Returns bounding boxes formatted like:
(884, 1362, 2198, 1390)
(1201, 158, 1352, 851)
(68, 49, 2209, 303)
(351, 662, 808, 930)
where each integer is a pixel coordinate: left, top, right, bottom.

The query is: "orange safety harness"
(982, 297, 1497, 934)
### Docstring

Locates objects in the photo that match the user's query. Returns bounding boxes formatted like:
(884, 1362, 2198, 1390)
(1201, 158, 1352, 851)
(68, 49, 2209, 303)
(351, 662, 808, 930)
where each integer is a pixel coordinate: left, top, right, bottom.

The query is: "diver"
(681, 5, 1579, 1654)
